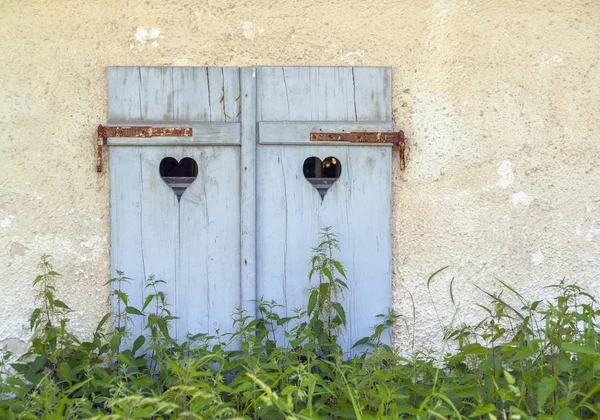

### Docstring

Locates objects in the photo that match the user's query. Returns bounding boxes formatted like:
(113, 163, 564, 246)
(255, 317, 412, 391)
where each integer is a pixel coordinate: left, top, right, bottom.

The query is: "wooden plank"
(108, 67, 241, 122)
(106, 122, 241, 146)
(176, 146, 241, 342)
(258, 121, 393, 144)
(309, 67, 356, 121)
(257, 67, 391, 122)
(352, 67, 392, 121)
(110, 147, 179, 342)
(256, 144, 392, 353)
(108, 67, 142, 121)
(223, 67, 241, 122)
(240, 68, 257, 319)
(257, 67, 311, 121)
(110, 147, 145, 343)
(172, 67, 210, 121)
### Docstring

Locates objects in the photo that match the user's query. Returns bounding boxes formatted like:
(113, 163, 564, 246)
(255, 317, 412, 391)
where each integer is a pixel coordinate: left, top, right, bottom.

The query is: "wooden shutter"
(107, 67, 256, 344)
(256, 67, 393, 352)
(107, 66, 393, 353)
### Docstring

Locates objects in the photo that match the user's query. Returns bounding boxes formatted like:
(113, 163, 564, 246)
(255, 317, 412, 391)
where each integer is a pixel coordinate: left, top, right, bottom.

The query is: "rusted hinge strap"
(310, 131, 406, 170)
(96, 125, 193, 172)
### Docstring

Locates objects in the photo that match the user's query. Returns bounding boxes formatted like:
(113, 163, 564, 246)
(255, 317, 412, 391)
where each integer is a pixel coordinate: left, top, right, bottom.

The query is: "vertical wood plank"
(256, 145, 392, 353)
(139, 67, 175, 121)
(352, 67, 392, 121)
(110, 147, 145, 342)
(207, 68, 225, 122)
(172, 67, 210, 121)
(109, 66, 241, 123)
(309, 67, 356, 121)
(223, 67, 241, 122)
(240, 67, 257, 319)
(177, 146, 241, 340)
(108, 67, 142, 121)
(110, 147, 179, 342)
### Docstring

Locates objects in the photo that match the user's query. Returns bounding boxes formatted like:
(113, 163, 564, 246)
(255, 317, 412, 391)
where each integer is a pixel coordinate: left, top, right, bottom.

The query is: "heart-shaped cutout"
(303, 156, 342, 199)
(159, 157, 198, 201)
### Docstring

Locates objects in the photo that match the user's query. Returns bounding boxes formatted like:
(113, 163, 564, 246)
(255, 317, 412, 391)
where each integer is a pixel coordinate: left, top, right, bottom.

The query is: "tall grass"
(1, 232, 599, 419)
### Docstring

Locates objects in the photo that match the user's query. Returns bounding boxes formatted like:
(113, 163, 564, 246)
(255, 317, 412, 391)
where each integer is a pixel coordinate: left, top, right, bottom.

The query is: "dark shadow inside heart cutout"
(303, 156, 342, 200)
(159, 157, 198, 201)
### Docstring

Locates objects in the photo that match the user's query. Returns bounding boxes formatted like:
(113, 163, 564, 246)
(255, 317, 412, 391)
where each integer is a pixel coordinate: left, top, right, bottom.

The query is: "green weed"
(1, 231, 600, 419)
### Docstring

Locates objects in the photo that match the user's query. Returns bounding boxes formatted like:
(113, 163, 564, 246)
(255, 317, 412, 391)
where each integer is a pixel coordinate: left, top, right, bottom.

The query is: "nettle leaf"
(333, 303, 346, 326)
(132, 335, 146, 355)
(142, 294, 155, 311)
(53, 299, 70, 310)
(333, 261, 347, 279)
(561, 342, 598, 356)
(469, 403, 496, 417)
(308, 290, 318, 315)
(29, 308, 41, 330)
(537, 376, 557, 411)
(59, 362, 74, 384)
(95, 313, 111, 333)
(352, 336, 371, 349)
(322, 267, 334, 282)
(125, 306, 144, 316)
(33, 275, 44, 286)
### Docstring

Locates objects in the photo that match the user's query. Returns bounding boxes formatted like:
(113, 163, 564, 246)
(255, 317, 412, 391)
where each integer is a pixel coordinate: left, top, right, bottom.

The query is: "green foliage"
(2, 233, 600, 419)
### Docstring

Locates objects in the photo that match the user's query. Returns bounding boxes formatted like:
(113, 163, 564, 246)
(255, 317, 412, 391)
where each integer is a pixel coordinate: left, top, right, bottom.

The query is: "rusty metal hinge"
(96, 125, 193, 172)
(310, 131, 406, 170)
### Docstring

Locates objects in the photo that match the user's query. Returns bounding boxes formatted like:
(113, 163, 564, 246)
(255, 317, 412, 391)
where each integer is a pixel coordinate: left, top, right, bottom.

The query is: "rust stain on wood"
(96, 125, 193, 172)
(310, 131, 406, 170)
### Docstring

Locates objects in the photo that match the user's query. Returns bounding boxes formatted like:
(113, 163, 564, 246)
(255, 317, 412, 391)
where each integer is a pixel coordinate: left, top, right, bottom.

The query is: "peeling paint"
(496, 160, 515, 189)
(242, 21, 255, 40)
(512, 191, 534, 207)
(586, 222, 600, 242)
(538, 53, 564, 72)
(531, 249, 544, 266)
(10, 242, 27, 257)
(0, 338, 27, 354)
(1, 215, 14, 228)
(132, 26, 163, 48)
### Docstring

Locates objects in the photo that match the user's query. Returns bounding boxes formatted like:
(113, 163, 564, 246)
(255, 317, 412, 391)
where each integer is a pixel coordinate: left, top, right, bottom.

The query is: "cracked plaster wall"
(0, 0, 598, 353)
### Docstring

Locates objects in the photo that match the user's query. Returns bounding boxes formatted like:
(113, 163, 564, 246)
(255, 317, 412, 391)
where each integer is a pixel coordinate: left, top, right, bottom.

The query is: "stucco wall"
(1, 0, 598, 354)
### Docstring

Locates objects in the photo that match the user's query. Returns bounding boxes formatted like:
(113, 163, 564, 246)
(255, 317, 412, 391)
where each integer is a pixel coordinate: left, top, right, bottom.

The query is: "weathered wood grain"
(108, 67, 241, 122)
(240, 68, 257, 319)
(257, 67, 391, 122)
(256, 145, 392, 353)
(110, 146, 241, 344)
(106, 122, 241, 146)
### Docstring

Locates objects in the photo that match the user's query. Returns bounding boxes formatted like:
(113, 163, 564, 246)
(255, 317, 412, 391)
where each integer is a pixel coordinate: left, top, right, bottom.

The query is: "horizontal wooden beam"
(258, 121, 393, 144)
(105, 122, 241, 146)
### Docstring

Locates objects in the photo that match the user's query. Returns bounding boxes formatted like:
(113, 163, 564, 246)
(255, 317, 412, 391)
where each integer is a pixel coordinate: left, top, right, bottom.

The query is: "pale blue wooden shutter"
(107, 66, 393, 353)
(256, 67, 393, 352)
(107, 67, 256, 343)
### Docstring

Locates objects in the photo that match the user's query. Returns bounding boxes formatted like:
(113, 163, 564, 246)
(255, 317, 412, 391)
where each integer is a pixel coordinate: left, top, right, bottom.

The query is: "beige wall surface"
(0, 0, 598, 354)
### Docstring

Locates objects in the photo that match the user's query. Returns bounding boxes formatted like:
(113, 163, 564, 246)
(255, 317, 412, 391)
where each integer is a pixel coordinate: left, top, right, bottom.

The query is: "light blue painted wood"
(110, 146, 241, 343)
(257, 67, 391, 122)
(256, 66, 394, 354)
(256, 145, 392, 353)
(240, 68, 257, 319)
(108, 66, 244, 346)
(110, 146, 179, 342)
(176, 146, 241, 341)
(106, 122, 241, 146)
(108, 66, 394, 354)
(108, 67, 241, 122)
